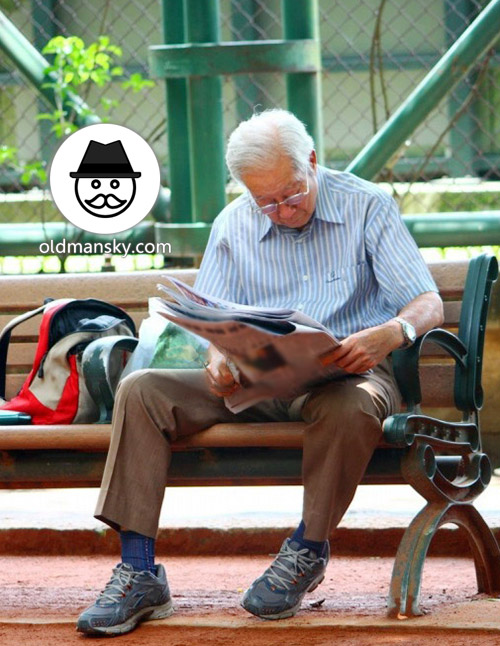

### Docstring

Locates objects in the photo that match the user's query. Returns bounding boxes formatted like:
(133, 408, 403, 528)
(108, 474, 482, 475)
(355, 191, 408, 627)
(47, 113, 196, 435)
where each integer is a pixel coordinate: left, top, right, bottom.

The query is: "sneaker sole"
(77, 599, 174, 636)
(241, 573, 325, 620)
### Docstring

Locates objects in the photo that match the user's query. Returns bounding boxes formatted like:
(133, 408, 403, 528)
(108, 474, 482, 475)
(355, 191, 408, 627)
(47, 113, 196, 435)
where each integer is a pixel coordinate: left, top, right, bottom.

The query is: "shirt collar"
(256, 165, 344, 241)
(314, 165, 345, 224)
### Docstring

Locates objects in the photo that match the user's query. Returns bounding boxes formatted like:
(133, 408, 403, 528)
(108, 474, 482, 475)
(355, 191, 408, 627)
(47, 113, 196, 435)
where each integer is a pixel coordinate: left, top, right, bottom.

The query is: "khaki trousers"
(95, 360, 401, 542)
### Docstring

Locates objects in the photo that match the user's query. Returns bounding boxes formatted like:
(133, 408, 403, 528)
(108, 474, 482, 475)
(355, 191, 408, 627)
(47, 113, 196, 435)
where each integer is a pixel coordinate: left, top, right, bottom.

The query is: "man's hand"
(205, 344, 240, 398)
(326, 324, 401, 374)
(325, 291, 444, 374)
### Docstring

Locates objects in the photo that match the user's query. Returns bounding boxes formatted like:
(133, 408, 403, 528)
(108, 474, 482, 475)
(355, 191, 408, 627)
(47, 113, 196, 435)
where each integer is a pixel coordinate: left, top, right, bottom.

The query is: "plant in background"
(39, 35, 155, 138)
(0, 34, 155, 186)
(0, 34, 156, 271)
(0, 145, 47, 186)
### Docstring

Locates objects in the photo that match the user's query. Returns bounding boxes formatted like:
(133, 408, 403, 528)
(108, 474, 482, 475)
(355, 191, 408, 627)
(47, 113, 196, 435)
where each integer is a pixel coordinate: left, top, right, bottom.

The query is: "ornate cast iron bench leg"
(388, 440, 500, 617)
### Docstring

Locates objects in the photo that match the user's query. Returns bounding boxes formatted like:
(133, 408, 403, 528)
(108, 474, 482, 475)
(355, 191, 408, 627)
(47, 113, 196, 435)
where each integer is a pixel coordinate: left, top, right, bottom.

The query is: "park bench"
(0, 254, 499, 617)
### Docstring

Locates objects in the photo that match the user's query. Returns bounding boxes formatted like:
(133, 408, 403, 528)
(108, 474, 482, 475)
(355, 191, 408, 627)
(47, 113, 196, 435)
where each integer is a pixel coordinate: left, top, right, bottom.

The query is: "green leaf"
(36, 112, 57, 122)
(0, 145, 18, 165)
(67, 36, 84, 51)
(79, 107, 95, 117)
(42, 35, 66, 54)
(20, 161, 48, 186)
(95, 52, 111, 69)
(100, 97, 119, 111)
(108, 45, 122, 57)
(122, 73, 155, 92)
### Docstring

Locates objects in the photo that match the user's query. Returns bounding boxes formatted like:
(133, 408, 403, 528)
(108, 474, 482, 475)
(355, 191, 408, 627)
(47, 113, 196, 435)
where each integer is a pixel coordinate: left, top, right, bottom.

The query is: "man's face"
(242, 153, 317, 229)
(74, 177, 136, 218)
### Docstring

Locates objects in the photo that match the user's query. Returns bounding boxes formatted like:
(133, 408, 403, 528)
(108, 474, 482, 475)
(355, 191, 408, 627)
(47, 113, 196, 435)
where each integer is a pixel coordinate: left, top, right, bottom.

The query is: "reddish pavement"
(1, 554, 500, 646)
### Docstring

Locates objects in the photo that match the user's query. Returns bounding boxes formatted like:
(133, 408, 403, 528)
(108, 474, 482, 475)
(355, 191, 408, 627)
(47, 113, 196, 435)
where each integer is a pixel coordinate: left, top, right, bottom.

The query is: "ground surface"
(2, 554, 500, 645)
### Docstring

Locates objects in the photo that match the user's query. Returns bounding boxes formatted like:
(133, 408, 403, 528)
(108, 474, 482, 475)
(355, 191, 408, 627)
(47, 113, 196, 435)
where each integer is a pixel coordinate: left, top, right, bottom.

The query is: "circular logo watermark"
(49, 123, 160, 234)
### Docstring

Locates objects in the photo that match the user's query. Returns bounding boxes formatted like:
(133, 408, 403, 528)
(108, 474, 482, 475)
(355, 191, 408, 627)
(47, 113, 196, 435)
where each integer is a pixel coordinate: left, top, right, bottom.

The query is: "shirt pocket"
(324, 261, 367, 286)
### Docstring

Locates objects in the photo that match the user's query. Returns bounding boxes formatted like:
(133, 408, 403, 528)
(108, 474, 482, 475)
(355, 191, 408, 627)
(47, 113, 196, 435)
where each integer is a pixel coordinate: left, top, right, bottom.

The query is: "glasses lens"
(253, 174, 309, 216)
(284, 193, 305, 207)
(260, 203, 279, 216)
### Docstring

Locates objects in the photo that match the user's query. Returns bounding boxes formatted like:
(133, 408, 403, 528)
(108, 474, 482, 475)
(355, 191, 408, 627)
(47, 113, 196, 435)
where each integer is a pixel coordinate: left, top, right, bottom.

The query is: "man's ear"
(309, 150, 317, 169)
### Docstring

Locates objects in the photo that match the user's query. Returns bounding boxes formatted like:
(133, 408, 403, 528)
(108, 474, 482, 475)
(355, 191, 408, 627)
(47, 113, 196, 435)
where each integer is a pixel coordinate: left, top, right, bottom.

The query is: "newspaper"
(152, 276, 343, 413)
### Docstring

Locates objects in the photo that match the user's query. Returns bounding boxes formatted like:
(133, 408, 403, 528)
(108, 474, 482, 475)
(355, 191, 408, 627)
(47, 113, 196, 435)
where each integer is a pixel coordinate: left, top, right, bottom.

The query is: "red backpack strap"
(0, 299, 72, 400)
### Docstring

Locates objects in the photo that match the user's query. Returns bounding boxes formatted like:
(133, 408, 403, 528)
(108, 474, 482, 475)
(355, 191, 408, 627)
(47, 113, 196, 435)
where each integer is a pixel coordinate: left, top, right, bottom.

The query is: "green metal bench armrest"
(383, 411, 479, 451)
(82, 335, 138, 424)
(392, 328, 467, 411)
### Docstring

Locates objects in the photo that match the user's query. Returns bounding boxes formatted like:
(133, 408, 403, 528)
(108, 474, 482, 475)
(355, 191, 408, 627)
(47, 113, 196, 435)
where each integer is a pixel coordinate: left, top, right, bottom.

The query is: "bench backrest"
(0, 260, 486, 411)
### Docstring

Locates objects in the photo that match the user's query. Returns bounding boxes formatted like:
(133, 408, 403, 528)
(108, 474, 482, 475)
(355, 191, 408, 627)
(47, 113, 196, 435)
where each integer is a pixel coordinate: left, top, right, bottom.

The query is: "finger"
(206, 363, 235, 387)
(209, 382, 240, 398)
(328, 343, 352, 362)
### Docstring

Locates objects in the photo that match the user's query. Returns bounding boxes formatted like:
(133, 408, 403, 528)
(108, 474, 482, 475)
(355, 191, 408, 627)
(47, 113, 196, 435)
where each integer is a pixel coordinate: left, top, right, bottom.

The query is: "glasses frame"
(251, 173, 310, 217)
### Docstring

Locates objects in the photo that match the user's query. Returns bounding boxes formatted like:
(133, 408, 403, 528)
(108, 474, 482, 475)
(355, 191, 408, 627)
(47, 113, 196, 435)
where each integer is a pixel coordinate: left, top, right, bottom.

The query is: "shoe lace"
(266, 541, 319, 590)
(97, 564, 140, 605)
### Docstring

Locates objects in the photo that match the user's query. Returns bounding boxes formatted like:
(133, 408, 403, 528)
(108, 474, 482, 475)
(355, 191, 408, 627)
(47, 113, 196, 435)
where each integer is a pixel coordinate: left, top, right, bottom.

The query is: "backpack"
(0, 298, 136, 424)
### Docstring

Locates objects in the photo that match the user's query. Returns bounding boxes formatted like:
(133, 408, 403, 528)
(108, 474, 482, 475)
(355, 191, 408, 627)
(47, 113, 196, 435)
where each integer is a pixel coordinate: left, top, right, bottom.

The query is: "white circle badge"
(49, 123, 160, 234)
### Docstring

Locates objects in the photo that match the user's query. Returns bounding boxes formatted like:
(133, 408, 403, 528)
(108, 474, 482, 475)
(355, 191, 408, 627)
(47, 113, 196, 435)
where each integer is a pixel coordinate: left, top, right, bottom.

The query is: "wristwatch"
(393, 316, 417, 348)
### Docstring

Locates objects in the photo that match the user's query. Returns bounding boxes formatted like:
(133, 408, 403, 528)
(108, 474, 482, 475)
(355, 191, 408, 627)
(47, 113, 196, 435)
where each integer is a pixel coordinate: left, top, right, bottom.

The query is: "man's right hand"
(205, 344, 240, 398)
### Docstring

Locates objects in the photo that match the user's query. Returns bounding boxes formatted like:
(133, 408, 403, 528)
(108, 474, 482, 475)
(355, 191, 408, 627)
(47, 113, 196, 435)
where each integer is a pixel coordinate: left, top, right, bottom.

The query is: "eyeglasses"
(252, 174, 310, 216)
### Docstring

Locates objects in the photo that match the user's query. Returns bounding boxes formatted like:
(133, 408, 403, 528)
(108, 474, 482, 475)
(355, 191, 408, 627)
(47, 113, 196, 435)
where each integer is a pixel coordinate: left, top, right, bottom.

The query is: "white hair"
(225, 109, 315, 184)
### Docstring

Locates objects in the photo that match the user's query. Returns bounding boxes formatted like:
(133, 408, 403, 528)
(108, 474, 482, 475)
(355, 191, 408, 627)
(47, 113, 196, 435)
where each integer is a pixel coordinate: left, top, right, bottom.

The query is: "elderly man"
(77, 109, 443, 635)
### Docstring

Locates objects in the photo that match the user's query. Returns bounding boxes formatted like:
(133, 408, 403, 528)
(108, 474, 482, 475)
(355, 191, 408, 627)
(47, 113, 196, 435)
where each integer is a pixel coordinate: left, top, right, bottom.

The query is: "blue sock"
(291, 520, 328, 558)
(120, 530, 156, 573)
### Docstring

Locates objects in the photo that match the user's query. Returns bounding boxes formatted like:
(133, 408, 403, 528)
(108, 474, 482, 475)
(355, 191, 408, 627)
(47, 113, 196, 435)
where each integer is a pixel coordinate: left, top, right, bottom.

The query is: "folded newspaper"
(152, 276, 343, 413)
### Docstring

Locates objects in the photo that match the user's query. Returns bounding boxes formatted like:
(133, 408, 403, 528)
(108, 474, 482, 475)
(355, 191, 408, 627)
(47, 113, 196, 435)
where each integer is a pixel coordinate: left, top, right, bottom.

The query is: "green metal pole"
(162, 0, 192, 222)
(184, 0, 226, 223)
(347, 0, 500, 180)
(0, 9, 170, 222)
(282, 0, 323, 163)
(445, 0, 477, 177)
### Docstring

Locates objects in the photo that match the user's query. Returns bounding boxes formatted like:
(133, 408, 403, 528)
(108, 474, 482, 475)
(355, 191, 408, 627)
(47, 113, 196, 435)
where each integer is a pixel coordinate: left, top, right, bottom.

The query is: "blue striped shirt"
(195, 166, 437, 339)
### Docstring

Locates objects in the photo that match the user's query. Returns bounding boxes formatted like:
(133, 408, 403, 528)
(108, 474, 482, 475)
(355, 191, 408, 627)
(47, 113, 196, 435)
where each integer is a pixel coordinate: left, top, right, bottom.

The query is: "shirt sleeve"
(365, 193, 438, 312)
(194, 214, 247, 303)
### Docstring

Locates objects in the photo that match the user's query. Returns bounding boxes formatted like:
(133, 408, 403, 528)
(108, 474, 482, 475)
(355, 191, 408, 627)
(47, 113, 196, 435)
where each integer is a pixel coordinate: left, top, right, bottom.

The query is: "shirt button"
(303, 275, 309, 281)
(297, 303, 304, 309)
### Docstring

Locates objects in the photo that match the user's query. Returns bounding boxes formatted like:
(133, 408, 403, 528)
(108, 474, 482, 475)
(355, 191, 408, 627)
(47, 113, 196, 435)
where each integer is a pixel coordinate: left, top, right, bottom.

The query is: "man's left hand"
(325, 325, 400, 374)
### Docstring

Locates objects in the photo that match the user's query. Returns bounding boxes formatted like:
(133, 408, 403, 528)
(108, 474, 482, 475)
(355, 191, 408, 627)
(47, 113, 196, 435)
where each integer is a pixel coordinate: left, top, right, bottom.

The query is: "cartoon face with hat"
(70, 140, 141, 218)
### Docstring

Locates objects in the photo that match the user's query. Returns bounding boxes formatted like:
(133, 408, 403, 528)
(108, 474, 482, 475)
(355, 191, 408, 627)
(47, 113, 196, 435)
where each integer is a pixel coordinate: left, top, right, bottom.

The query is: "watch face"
(404, 321, 417, 344)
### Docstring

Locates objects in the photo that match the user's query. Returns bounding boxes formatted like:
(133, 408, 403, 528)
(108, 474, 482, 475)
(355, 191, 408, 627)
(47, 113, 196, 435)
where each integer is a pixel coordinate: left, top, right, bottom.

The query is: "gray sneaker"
(76, 562, 174, 635)
(241, 538, 329, 620)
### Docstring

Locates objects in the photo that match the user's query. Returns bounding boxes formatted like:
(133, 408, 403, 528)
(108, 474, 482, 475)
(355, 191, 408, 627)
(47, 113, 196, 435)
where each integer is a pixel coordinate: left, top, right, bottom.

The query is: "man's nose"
(277, 202, 297, 216)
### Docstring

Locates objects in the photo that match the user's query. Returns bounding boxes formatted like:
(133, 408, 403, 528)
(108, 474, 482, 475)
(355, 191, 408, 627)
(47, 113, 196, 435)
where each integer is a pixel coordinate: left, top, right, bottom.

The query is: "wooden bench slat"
(428, 260, 468, 298)
(0, 270, 197, 309)
(5, 375, 27, 400)
(0, 422, 307, 451)
(442, 301, 462, 325)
